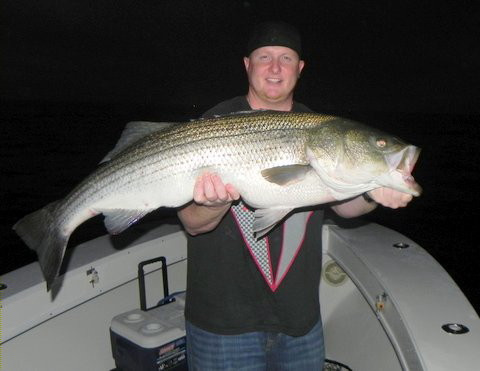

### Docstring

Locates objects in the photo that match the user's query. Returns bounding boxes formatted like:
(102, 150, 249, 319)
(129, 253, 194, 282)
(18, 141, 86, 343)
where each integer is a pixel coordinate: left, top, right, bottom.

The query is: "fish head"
(306, 118, 422, 198)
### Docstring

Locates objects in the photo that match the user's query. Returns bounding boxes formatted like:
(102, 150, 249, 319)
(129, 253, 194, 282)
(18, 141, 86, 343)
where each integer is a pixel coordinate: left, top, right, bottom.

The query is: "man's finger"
(203, 174, 218, 202)
(211, 174, 229, 201)
(193, 174, 207, 204)
(225, 183, 240, 200)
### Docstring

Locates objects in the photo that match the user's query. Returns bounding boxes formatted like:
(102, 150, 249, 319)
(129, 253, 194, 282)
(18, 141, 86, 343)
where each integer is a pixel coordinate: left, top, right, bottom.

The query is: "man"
(178, 21, 412, 370)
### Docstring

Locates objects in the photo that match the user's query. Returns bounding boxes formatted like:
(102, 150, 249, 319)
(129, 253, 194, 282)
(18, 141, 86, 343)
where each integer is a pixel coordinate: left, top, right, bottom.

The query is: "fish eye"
(376, 138, 387, 148)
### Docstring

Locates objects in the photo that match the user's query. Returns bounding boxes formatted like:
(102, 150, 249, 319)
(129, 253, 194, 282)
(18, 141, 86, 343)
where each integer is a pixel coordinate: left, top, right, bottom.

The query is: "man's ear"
(298, 60, 305, 77)
(243, 56, 250, 72)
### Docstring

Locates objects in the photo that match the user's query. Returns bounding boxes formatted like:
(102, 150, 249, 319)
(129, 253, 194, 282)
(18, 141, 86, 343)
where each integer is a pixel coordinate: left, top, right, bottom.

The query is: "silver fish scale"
(161, 128, 308, 176)
(123, 111, 335, 158)
(55, 111, 336, 223)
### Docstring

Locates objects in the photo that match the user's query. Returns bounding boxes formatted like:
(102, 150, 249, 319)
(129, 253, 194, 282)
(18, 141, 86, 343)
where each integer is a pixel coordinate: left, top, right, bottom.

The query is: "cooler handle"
(138, 256, 169, 311)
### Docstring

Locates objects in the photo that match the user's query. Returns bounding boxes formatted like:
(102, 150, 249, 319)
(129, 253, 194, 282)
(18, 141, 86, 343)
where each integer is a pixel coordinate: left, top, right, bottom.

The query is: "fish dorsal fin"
(101, 208, 154, 235)
(261, 164, 312, 186)
(253, 208, 293, 238)
(100, 121, 173, 163)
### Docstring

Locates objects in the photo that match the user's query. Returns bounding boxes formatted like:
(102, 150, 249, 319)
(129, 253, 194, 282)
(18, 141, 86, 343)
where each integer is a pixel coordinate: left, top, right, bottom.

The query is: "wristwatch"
(362, 192, 375, 203)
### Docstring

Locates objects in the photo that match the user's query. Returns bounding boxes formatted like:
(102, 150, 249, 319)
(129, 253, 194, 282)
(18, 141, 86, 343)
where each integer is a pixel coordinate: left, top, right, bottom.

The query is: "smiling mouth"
(266, 78, 282, 83)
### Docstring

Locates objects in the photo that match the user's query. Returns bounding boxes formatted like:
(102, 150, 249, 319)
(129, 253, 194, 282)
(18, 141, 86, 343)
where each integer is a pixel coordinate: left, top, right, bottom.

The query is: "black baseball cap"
(246, 21, 302, 57)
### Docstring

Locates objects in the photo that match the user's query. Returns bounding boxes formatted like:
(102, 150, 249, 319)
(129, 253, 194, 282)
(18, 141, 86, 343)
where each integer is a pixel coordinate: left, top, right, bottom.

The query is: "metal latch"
(86, 267, 99, 287)
(375, 292, 388, 312)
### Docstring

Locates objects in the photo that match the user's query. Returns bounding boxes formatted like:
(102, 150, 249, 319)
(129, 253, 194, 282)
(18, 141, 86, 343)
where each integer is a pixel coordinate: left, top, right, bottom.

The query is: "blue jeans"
(186, 320, 325, 370)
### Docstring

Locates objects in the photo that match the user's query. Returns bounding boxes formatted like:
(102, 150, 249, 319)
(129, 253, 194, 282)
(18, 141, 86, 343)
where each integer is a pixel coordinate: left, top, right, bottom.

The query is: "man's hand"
(367, 188, 413, 209)
(193, 173, 240, 207)
(331, 187, 414, 218)
(178, 173, 240, 235)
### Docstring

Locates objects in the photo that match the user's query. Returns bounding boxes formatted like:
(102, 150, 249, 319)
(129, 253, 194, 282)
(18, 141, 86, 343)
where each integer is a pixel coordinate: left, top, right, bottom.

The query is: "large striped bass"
(13, 110, 421, 289)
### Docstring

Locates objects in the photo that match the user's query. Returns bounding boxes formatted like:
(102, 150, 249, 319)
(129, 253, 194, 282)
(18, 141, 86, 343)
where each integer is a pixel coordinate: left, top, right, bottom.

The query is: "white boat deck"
(322, 222, 480, 370)
(1, 220, 479, 370)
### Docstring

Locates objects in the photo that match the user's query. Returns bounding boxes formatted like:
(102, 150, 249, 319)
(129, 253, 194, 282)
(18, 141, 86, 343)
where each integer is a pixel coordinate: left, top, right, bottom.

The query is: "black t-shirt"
(184, 96, 324, 336)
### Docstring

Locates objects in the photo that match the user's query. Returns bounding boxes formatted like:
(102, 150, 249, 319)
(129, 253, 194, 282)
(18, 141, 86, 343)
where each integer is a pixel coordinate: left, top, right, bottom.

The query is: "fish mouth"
(386, 145, 422, 196)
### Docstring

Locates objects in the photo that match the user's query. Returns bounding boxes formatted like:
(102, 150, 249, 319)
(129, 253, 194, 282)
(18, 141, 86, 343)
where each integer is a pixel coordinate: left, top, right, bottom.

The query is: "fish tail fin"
(13, 202, 68, 290)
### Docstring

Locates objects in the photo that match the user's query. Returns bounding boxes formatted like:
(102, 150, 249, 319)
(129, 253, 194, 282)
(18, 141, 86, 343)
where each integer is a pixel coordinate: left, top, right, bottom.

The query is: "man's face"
(244, 46, 305, 104)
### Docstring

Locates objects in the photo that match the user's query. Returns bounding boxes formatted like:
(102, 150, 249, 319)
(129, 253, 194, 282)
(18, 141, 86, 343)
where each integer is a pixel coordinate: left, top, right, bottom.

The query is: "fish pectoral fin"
(253, 208, 294, 238)
(100, 121, 173, 163)
(101, 208, 154, 235)
(261, 165, 312, 186)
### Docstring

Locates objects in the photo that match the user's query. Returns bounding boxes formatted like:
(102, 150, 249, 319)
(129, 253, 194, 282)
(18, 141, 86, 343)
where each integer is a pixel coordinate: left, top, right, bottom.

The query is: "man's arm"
(331, 187, 414, 218)
(179, 174, 413, 231)
(177, 173, 240, 235)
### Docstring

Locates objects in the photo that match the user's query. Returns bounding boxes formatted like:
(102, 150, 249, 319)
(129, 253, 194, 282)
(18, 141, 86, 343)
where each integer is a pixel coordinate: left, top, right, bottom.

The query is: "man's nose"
(269, 59, 281, 73)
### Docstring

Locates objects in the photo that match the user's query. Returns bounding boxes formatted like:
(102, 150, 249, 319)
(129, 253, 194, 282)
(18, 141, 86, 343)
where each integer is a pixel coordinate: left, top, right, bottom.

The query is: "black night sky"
(1, 1, 479, 310)
(2, 1, 479, 112)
